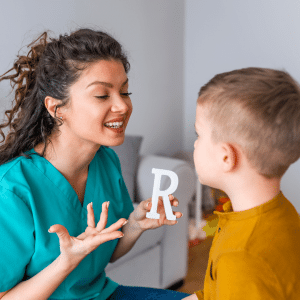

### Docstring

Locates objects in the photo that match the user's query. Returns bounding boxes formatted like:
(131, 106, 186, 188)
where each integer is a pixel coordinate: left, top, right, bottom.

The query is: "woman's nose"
(111, 94, 131, 113)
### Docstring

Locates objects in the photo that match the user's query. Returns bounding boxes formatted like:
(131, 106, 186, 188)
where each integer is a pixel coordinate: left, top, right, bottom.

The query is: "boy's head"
(195, 67, 300, 180)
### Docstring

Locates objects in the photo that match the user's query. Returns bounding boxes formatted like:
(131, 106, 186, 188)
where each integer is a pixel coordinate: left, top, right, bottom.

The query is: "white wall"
(185, 0, 300, 212)
(0, 0, 184, 157)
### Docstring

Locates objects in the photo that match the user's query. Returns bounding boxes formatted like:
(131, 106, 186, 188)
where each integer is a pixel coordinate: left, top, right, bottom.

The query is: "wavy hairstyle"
(197, 67, 300, 179)
(0, 28, 130, 165)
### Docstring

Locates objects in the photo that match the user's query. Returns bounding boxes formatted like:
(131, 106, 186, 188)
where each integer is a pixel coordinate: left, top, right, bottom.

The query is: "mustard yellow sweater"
(195, 191, 300, 299)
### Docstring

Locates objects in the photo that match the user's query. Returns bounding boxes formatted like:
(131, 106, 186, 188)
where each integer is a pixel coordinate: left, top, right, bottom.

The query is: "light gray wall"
(0, 0, 184, 157)
(1, 1, 299, 211)
(185, 0, 300, 212)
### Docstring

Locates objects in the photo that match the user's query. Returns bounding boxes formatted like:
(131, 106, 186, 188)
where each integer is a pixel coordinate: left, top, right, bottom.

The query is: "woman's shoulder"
(0, 151, 35, 187)
(0, 156, 23, 180)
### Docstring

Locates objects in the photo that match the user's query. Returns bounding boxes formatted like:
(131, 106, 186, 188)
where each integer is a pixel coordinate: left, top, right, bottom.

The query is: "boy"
(183, 67, 300, 300)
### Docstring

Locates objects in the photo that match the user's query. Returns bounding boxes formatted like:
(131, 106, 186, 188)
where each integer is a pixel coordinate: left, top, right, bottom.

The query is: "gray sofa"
(105, 135, 196, 289)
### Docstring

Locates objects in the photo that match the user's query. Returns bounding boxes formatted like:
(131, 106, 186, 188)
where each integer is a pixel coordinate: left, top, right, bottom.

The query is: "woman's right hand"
(48, 201, 127, 267)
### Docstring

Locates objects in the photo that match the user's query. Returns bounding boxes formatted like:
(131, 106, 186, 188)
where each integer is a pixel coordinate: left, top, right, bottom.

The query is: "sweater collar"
(213, 191, 285, 221)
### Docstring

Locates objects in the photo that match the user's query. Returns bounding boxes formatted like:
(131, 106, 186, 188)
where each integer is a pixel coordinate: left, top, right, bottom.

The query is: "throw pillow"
(111, 135, 143, 202)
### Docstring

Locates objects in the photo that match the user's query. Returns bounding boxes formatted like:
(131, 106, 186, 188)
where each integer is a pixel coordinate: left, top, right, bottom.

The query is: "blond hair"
(197, 67, 300, 179)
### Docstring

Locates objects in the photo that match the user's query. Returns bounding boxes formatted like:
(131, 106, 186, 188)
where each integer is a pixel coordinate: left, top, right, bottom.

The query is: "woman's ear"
(44, 96, 63, 119)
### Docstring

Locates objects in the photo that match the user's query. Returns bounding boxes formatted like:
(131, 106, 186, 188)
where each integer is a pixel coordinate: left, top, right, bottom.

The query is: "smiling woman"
(0, 29, 131, 165)
(0, 28, 189, 300)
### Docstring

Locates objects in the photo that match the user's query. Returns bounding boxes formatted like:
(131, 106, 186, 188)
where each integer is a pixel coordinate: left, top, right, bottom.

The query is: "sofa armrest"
(136, 155, 196, 288)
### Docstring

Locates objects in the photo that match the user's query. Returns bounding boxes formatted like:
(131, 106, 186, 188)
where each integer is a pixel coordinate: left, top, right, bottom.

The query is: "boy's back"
(196, 191, 300, 299)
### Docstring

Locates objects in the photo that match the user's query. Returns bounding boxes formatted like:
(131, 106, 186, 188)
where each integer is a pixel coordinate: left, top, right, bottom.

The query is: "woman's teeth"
(104, 121, 124, 128)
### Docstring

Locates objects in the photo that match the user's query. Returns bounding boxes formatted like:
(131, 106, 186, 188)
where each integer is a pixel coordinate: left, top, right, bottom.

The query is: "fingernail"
(107, 201, 110, 209)
(123, 220, 128, 226)
(90, 202, 93, 208)
(119, 233, 124, 238)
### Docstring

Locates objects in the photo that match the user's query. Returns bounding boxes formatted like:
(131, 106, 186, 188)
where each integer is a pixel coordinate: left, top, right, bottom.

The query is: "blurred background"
(0, 0, 299, 212)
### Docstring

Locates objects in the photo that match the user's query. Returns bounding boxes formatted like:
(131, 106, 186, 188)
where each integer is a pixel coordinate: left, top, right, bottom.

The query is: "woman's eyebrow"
(86, 78, 128, 89)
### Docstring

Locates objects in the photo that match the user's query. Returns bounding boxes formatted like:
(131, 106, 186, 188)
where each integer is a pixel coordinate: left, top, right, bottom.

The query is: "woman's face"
(62, 59, 132, 148)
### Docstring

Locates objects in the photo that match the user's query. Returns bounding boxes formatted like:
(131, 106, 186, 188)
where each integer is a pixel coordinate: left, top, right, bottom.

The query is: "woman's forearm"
(110, 217, 144, 263)
(2, 255, 78, 300)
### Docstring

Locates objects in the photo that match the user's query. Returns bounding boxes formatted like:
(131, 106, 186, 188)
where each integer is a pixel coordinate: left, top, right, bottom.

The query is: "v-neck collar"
(25, 148, 97, 213)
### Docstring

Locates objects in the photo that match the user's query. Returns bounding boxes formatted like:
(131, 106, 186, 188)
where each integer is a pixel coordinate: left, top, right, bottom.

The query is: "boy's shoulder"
(214, 192, 300, 253)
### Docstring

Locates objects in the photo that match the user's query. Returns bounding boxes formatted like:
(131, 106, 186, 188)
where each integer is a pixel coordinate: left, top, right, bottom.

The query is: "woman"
(0, 28, 190, 299)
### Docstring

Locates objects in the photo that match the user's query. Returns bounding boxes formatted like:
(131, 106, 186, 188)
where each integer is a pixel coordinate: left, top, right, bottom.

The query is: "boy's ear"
(221, 143, 238, 172)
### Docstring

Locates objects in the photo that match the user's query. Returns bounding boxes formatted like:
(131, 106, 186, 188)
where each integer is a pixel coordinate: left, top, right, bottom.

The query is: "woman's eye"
(95, 95, 109, 99)
(120, 92, 132, 97)
(95, 93, 132, 99)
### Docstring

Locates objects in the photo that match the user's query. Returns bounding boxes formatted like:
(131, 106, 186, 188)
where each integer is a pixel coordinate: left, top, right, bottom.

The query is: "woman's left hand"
(130, 194, 183, 231)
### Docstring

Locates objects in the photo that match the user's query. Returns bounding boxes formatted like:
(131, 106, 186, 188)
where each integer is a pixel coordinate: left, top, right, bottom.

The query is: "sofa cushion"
(106, 244, 161, 288)
(111, 135, 143, 202)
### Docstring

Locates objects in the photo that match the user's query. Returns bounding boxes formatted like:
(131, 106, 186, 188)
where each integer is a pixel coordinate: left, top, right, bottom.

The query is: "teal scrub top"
(0, 146, 134, 300)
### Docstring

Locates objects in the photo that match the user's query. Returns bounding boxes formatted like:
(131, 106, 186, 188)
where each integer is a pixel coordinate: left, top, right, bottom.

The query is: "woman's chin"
(104, 136, 125, 147)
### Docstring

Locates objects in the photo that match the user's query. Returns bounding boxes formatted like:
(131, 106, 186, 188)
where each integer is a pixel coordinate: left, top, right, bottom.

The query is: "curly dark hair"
(0, 28, 130, 165)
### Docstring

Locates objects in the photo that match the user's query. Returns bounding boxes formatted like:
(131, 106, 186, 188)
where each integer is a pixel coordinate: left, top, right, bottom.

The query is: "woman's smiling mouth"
(104, 118, 125, 133)
(104, 121, 124, 128)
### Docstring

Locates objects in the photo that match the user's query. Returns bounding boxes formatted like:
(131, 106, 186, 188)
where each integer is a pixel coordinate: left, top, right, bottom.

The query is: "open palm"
(48, 201, 126, 264)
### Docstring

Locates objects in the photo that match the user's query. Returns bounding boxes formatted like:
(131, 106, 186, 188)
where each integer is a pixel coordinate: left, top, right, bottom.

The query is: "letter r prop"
(146, 168, 179, 221)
